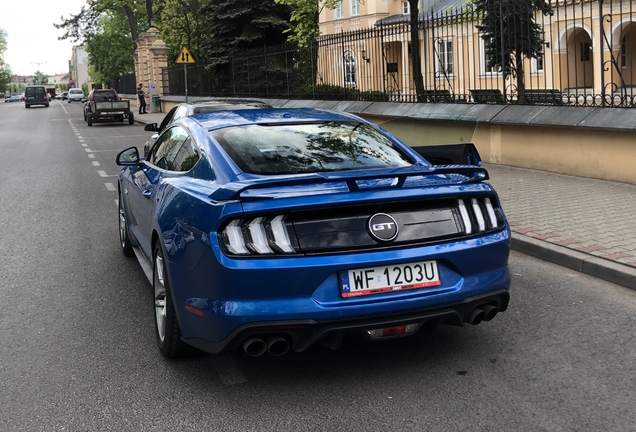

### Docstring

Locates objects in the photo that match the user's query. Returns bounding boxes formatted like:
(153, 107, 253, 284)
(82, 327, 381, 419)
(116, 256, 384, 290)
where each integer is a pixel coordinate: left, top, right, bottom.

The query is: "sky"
(0, 0, 87, 76)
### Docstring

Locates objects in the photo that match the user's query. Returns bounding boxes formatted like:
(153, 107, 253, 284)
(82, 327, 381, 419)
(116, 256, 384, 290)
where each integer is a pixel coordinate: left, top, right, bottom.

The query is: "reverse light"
(367, 323, 419, 338)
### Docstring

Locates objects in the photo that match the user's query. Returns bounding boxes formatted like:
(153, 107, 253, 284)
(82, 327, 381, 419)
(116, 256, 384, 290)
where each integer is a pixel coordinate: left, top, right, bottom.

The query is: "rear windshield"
(26, 87, 46, 96)
(210, 122, 413, 175)
(70, 89, 83, 94)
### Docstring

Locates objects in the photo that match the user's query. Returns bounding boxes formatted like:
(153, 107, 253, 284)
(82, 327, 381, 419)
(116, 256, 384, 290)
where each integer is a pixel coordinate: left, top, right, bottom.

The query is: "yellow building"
(317, 0, 636, 105)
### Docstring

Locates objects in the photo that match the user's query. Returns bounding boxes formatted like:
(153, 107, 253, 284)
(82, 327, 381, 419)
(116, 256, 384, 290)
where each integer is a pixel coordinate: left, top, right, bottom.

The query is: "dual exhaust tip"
(466, 304, 499, 326)
(242, 336, 290, 357)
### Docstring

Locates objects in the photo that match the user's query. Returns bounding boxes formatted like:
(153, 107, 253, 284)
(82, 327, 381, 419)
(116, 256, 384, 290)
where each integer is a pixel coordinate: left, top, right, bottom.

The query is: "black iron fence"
(109, 73, 137, 95)
(161, 0, 636, 107)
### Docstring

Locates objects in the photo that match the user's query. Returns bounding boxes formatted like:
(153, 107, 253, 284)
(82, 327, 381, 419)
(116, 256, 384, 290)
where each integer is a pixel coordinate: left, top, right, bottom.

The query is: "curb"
(511, 233, 636, 291)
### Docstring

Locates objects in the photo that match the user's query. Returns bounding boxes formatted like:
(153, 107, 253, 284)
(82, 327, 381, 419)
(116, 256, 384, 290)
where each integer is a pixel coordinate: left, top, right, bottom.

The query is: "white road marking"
(60, 101, 69, 114)
(84, 148, 92, 152)
(98, 170, 118, 178)
(92, 161, 100, 166)
(88, 154, 95, 159)
(105, 183, 116, 191)
(115, 199, 119, 207)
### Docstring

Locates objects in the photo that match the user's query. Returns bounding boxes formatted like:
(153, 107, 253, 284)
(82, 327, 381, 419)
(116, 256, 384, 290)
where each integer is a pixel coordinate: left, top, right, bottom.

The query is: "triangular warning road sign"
(176, 47, 195, 64)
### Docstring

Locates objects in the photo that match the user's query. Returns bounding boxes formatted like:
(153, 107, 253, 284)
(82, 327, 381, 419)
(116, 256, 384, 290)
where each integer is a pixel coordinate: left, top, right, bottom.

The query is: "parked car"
(83, 89, 134, 126)
(67, 88, 85, 103)
(24, 86, 49, 108)
(116, 108, 511, 359)
(142, 99, 272, 156)
(5, 94, 23, 102)
(61, 91, 68, 101)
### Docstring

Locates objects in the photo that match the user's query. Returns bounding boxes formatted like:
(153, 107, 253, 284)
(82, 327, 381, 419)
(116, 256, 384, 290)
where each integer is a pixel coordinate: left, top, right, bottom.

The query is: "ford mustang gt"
(116, 108, 511, 358)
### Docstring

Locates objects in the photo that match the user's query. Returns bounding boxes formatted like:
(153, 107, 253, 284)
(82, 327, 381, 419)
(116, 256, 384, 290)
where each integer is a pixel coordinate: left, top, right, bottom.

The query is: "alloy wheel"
(154, 254, 167, 342)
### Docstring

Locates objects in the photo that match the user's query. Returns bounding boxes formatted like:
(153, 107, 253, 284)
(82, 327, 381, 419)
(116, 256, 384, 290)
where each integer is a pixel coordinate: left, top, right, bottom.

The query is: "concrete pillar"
(134, 27, 169, 110)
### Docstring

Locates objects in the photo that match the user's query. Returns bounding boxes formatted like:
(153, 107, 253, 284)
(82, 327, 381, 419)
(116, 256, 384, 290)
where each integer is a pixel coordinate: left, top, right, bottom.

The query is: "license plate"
(340, 260, 441, 298)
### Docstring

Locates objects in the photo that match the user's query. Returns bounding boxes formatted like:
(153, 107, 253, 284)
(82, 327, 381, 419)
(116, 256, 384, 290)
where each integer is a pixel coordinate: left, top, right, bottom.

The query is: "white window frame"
(402, 1, 410, 15)
(480, 37, 502, 76)
(334, 1, 344, 19)
(343, 50, 357, 87)
(351, 0, 360, 16)
(434, 38, 454, 78)
(530, 51, 545, 75)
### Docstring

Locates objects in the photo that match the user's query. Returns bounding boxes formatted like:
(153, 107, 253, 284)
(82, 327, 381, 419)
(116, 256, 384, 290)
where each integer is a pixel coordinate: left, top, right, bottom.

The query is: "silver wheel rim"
(118, 199, 127, 248)
(154, 254, 167, 342)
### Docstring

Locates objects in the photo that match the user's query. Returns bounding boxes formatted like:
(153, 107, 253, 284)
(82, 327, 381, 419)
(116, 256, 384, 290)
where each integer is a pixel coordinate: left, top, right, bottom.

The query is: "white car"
(67, 89, 85, 103)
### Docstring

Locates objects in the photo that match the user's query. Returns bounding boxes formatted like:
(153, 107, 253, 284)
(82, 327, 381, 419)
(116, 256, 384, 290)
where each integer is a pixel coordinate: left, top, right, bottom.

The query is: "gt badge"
(368, 213, 399, 242)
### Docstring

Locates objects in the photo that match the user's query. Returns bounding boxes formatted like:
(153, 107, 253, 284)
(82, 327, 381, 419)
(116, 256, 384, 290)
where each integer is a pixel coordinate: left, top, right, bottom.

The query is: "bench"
(420, 89, 457, 103)
(524, 89, 568, 105)
(470, 89, 506, 104)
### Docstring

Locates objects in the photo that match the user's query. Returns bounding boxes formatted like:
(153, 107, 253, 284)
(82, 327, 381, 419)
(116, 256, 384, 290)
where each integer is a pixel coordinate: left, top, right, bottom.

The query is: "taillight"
(220, 215, 297, 256)
(457, 197, 503, 235)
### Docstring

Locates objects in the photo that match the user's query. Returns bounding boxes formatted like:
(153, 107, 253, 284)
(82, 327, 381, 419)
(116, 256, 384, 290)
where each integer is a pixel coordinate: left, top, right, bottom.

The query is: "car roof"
(190, 108, 362, 131)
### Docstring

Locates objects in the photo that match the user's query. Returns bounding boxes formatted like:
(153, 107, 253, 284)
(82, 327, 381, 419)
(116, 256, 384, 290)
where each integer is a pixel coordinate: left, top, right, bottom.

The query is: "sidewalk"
(133, 113, 636, 291)
(486, 164, 636, 290)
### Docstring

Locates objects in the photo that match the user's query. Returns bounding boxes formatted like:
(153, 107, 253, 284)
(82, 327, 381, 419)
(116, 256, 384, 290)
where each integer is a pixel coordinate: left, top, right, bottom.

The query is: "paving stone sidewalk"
(485, 163, 636, 289)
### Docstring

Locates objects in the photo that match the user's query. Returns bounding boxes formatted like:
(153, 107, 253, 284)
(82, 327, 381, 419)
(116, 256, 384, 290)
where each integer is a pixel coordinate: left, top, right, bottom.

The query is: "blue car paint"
(118, 108, 511, 353)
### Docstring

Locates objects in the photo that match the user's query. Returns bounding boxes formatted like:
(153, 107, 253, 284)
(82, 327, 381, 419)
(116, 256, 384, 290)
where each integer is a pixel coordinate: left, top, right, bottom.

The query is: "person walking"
(137, 83, 147, 114)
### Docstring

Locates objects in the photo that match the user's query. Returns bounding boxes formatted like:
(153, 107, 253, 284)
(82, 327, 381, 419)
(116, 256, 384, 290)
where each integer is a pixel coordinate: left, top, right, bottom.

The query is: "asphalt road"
(1, 99, 636, 431)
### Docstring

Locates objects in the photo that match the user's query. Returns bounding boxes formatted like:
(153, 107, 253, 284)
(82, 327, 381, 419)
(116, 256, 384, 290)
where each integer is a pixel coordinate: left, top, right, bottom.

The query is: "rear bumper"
(184, 289, 510, 354)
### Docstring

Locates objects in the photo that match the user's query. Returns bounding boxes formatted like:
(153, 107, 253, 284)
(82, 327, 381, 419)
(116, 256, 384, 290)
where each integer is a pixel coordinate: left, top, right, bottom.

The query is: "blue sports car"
(116, 108, 511, 358)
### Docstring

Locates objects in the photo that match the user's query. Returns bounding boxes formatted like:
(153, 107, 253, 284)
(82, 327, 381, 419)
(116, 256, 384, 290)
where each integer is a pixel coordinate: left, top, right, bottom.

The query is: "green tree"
(85, 11, 136, 82)
(199, 0, 293, 69)
(273, 0, 338, 47)
(0, 27, 12, 92)
(55, 0, 154, 47)
(34, 70, 48, 84)
(473, 0, 552, 101)
(158, 0, 212, 63)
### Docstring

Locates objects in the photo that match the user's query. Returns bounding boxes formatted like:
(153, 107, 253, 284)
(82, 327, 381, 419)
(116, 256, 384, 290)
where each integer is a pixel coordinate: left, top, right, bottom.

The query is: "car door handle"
(142, 190, 152, 198)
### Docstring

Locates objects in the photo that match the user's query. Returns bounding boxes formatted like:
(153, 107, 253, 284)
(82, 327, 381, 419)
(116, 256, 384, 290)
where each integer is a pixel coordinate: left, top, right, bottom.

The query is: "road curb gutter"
(511, 233, 636, 291)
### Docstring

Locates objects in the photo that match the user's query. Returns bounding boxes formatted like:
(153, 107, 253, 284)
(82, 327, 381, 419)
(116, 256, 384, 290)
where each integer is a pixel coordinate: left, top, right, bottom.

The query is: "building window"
(580, 42, 591, 62)
(435, 39, 453, 77)
(351, 0, 360, 16)
(334, 1, 343, 19)
(402, 1, 410, 14)
(481, 38, 501, 74)
(343, 50, 357, 87)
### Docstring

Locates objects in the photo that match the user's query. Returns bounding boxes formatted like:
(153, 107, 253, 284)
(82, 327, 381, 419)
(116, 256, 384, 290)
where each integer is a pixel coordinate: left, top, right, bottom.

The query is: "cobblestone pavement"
(486, 163, 636, 269)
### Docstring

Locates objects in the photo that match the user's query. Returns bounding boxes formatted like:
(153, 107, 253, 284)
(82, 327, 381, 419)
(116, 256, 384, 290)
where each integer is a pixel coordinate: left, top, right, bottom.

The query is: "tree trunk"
(123, 5, 139, 44)
(515, 54, 525, 104)
(409, 0, 426, 102)
(146, 0, 154, 28)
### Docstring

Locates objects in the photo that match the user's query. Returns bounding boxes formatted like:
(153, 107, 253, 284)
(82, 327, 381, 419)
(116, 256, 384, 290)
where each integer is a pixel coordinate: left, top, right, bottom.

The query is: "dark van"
(24, 85, 50, 108)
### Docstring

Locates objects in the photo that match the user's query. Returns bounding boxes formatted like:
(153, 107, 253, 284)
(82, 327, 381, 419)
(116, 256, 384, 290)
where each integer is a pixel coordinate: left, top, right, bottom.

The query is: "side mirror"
(116, 147, 140, 166)
(144, 123, 159, 132)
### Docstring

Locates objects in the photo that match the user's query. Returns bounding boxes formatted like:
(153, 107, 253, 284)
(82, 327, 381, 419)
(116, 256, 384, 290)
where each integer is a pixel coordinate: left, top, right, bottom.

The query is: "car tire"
(25, 104, 29, 109)
(87, 114, 93, 126)
(153, 242, 188, 358)
(118, 193, 134, 257)
(68, 100, 71, 103)
(45, 103, 50, 107)
(118, 115, 124, 122)
(128, 113, 134, 125)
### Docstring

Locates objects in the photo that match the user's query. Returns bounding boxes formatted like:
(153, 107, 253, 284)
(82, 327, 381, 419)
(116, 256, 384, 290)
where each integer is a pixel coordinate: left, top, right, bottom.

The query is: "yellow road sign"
(176, 47, 195, 64)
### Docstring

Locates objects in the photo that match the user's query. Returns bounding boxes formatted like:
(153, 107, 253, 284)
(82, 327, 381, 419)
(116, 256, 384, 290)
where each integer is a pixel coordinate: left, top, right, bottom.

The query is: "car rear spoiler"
(209, 164, 489, 202)
(410, 143, 482, 166)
